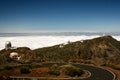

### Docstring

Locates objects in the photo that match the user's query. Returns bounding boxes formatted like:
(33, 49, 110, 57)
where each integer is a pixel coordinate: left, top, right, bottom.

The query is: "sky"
(0, 0, 120, 33)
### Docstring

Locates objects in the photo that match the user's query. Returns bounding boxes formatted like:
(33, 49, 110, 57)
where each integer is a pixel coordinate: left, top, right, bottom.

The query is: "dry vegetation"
(0, 64, 87, 80)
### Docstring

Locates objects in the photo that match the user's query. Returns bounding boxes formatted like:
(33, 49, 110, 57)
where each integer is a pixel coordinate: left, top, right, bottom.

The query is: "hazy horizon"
(0, 30, 120, 33)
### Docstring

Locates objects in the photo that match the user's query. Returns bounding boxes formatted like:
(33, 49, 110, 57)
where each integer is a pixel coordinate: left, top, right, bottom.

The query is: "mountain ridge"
(0, 35, 120, 66)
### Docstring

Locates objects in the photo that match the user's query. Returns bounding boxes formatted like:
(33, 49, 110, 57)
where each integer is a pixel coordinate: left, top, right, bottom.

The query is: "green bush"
(48, 64, 60, 76)
(20, 67, 31, 74)
(65, 67, 84, 77)
(49, 64, 58, 71)
(48, 64, 84, 77)
(4, 66, 13, 70)
(59, 64, 84, 77)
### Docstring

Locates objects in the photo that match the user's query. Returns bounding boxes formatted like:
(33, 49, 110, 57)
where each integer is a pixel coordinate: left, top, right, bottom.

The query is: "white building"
(9, 52, 21, 60)
(5, 41, 12, 50)
(5, 41, 17, 50)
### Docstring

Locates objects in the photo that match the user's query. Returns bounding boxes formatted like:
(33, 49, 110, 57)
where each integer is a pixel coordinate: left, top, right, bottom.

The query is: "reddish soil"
(0, 67, 88, 79)
(0, 67, 51, 77)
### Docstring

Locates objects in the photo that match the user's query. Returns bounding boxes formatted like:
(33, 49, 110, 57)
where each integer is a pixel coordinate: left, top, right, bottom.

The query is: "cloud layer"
(0, 35, 120, 50)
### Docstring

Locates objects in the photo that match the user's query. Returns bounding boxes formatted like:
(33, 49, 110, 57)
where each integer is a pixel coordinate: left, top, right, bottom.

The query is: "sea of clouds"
(0, 33, 120, 50)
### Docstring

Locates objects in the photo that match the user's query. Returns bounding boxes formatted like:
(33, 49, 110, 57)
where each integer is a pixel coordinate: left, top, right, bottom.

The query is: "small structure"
(67, 40, 71, 44)
(5, 41, 12, 50)
(9, 52, 20, 60)
(59, 44, 64, 48)
(80, 40, 84, 43)
(5, 41, 17, 50)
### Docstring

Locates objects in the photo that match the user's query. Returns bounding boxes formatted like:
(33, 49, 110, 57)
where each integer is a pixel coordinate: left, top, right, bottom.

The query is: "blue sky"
(0, 0, 120, 33)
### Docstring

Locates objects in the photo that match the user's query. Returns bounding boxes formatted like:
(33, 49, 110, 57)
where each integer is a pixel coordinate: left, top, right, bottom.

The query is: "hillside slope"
(34, 36, 120, 65)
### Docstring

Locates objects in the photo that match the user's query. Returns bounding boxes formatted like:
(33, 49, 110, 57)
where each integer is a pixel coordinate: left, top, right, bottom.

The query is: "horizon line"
(0, 30, 120, 33)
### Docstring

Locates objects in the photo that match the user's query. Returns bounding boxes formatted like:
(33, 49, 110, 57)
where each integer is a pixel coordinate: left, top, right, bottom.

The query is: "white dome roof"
(9, 52, 18, 58)
(5, 41, 11, 44)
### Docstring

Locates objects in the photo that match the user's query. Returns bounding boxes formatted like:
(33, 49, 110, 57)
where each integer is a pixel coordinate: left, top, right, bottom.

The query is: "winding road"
(42, 63, 115, 80)
(73, 64, 115, 80)
(10, 63, 116, 80)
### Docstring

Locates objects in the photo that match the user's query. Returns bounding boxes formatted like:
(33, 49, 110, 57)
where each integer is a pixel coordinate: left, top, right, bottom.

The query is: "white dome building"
(5, 41, 12, 50)
(9, 52, 20, 60)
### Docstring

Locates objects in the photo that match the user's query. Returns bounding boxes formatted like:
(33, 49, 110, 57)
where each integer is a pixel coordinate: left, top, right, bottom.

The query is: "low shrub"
(20, 67, 31, 74)
(65, 67, 84, 77)
(49, 64, 58, 71)
(59, 64, 84, 77)
(48, 64, 60, 76)
(48, 64, 84, 77)
(3, 66, 13, 70)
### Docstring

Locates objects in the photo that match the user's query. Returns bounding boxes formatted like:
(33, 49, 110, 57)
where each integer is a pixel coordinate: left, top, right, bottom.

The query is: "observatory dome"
(5, 41, 12, 50)
(9, 52, 19, 59)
